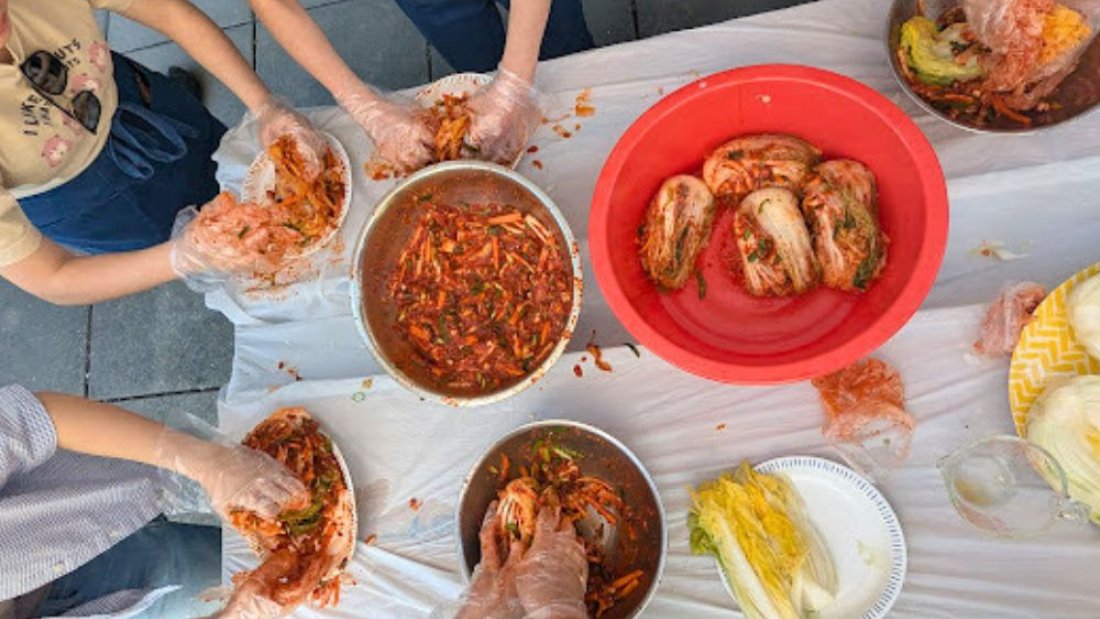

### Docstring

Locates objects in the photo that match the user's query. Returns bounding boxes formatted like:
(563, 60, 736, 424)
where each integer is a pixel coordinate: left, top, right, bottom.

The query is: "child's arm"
(0, 235, 176, 305)
(115, 0, 274, 116)
(34, 390, 308, 518)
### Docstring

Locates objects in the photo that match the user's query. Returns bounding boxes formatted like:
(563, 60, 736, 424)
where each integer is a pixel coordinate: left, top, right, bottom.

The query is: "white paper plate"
(238, 420, 358, 582)
(715, 456, 906, 619)
(328, 436, 358, 576)
(241, 131, 352, 258)
(415, 72, 492, 107)
(413, 73, 523, 170)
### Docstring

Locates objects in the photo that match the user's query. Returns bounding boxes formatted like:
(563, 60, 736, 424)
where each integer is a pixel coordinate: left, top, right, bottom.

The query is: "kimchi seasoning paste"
(388, 202, 573, 394)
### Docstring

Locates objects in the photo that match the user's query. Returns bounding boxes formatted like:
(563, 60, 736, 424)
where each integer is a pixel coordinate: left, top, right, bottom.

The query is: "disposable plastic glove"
(514, 505, 589, 619)
(210, 580, 285, 619)
(168, 193, 273, 292)
(335, 82, 434, 173)
(255, 99, 327, 181)
(466, 68, 541, 166)
(153, 429, 308, 521)
(455, 501, 525, 619)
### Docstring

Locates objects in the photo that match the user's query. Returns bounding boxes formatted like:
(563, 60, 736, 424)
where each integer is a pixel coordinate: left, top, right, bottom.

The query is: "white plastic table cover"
(210, 0, 1100, 616)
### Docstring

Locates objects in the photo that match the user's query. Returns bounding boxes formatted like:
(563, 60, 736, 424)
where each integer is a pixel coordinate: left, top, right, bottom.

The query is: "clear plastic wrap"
(962, 0, 1100, 108)
(811, 358, 916, 481)
(973, 281, 1047, 357)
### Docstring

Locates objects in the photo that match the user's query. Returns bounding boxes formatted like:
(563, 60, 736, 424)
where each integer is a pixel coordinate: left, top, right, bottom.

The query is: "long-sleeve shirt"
(0, 385, 165, 613)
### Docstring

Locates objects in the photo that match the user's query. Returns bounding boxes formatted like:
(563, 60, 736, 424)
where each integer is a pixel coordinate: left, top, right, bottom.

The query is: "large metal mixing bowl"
(350, 161, 583, 407)
(886, 0, 1100, 132)
(456, 420, 667, 619)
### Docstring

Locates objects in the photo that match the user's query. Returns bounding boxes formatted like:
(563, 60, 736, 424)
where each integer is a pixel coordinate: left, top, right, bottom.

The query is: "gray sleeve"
(0, 385, 57, 487)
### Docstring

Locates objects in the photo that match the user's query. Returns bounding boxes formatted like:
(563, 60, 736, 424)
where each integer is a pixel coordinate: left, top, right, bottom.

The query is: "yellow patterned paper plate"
(1009, 263, 1100, 436)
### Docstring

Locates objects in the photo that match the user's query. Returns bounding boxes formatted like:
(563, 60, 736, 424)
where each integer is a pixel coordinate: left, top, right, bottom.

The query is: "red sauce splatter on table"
(574, 88, 596, 117)
(587, 343, 612, 373)
(573, 364, 584, 378)
(408, 498, 421, 512)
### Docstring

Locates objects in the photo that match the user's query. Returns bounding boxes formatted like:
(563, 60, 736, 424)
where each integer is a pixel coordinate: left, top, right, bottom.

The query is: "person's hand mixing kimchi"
(211, 579, 286, 619)
(454, 502, 587, 619)
(514, 504, 589, 619)
(466, 68, 541, 166)
(153, 427, 308, 521)
(334, 81, 435, 173)
(168, 192, 287, 292)
(455, 501, 525, 619)
(255, 99, 327, 181)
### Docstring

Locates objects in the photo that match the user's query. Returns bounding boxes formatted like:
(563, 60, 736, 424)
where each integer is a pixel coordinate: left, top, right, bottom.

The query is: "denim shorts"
(19, 53, 227, 255)
(35, 517, 221, 619)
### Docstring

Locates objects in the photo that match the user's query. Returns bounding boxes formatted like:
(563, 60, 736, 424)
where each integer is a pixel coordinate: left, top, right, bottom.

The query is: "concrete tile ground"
(120, 389, 220, 430)
(0, 282, 88, 395)
(4, 0, 813, 423)
(88, 281, 233, 401)
(256, 0, 431, 107)
(126, 24, 254, 127)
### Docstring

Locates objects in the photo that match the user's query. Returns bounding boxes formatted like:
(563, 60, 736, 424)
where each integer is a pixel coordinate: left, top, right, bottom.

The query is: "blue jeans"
(19, 54, 227, 255)
(393, 0, 595, 72)
(35, 517, 221, 619)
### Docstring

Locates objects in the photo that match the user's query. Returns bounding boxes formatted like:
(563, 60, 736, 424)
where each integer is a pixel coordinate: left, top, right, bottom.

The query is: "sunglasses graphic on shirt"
(20, 50, 102, 134)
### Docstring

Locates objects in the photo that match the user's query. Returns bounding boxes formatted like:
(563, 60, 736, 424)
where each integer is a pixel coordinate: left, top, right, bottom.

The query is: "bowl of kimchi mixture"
(351, 161, 583, 406)
(456, 420, 667, 619)
(887, 0, 1100, 132)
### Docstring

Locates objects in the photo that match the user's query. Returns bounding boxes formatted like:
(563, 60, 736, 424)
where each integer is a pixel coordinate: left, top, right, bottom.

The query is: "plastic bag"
(961, 0, 1100, 107)
(811, 359, 916, 481)
(973, 281, 1047, 357)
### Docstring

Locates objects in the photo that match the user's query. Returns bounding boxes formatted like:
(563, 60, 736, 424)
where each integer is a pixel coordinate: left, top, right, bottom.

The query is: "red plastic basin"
(590, 65, 949, 385)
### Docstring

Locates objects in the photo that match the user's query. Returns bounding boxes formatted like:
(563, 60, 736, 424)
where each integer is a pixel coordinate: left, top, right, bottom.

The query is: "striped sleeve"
(0, 386, 57, 487)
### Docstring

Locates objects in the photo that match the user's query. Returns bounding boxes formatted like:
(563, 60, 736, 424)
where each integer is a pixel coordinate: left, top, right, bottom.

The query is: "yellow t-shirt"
(0, 0, 133, 267)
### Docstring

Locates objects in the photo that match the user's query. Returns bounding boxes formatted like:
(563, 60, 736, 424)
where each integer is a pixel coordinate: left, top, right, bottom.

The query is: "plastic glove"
(335, 82, 434, 173)
(455, 501, 525, 619)
(255, 99, 327, 181)
(514, 505, 589, 619)
(210, 580, 284, 619)
(169, 193, 276, 292)
(466, 68, 542, 166)
(153, 429, 308, 521)
(170, 204, 226, 292)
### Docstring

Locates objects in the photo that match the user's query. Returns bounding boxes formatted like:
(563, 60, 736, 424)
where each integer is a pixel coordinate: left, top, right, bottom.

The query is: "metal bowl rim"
(453, 418, 669, 619)
(349, 160, 584, 407)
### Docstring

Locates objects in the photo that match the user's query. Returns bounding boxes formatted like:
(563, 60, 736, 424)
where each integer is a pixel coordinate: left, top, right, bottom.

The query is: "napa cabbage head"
(689, 462, 836, 619)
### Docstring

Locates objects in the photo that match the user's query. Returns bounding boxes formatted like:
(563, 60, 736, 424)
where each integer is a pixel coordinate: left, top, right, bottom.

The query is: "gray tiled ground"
(126, 23, 254, 127)
(257, 0, 430, 107)
(0, 282, 88, 395)
(5, 0, 812, 424)
(107, 0, 252, 53)
(637, 0, 795, 37)
(584, 0, 636, 47)
(120, 389, 220, 429)
(87, 281, 233, 400)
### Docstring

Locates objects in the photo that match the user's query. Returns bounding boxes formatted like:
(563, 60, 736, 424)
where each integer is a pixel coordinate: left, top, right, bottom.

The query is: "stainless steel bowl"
(350, 161, 583, 407)
(887, 0, 1100, 132)
(456, 420, 667, 619)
